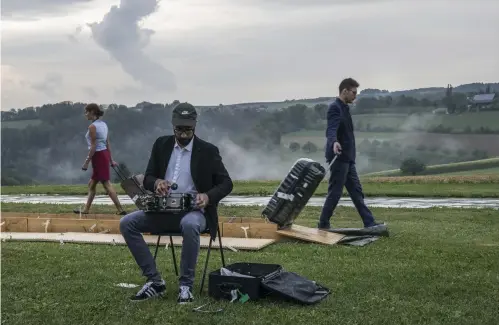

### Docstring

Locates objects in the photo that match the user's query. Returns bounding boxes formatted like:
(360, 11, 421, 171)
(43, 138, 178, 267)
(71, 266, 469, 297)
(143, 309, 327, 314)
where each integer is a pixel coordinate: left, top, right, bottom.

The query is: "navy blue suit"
(319, 98, 377, 228)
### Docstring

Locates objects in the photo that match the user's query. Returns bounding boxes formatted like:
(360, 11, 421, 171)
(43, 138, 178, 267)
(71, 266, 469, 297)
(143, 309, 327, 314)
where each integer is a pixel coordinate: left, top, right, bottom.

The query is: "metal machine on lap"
(138, 192, 196, 214)
(112, 164, 196, 214)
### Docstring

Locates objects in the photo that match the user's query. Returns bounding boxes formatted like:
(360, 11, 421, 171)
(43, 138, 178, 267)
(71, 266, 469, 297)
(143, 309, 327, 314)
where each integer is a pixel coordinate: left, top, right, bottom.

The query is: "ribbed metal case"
(261, 158, 326, 228)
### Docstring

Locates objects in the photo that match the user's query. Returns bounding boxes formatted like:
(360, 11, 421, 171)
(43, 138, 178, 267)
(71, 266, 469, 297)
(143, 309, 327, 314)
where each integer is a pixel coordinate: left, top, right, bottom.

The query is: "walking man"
(318, 78, 384, 229)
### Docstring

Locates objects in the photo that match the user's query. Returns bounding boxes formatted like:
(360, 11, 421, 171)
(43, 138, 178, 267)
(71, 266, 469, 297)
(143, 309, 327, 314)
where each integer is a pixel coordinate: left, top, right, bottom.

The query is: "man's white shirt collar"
(174, 138, 194, 151)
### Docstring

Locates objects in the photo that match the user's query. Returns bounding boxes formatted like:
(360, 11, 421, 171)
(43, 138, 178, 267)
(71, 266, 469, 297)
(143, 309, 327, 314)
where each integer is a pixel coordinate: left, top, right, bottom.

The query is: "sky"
(1, 0, 498, 110)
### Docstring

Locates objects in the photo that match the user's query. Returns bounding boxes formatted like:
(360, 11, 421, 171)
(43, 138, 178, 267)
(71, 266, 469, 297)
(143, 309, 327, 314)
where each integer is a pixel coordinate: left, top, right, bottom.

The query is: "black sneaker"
(177, 285, 194, 304)
(130, 280, 166, 302)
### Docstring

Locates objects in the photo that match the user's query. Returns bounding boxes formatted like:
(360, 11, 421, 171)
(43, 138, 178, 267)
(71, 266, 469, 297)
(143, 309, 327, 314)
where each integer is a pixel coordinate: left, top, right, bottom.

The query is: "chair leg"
(153, 235, 161, 260)
(217, 226, 226, 267)
(170, 236, 178, 276)
(199, 237, 213, 295)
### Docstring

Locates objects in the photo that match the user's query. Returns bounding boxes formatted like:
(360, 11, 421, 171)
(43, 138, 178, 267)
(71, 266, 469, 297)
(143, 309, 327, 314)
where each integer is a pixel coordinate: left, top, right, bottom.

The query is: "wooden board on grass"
(1, 211, 123, 220)
(276, 224, 346, 245)
(0, 217, 28, 232)
(0, 232, 275, 251)
(1, 215, 277, 239)
(222, 222, 279, 240)
(1, 212, 270, 223)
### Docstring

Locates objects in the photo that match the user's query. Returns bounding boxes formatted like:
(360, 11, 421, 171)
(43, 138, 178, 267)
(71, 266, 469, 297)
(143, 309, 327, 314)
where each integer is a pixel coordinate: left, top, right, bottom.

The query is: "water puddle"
(1, 195, 498, 209)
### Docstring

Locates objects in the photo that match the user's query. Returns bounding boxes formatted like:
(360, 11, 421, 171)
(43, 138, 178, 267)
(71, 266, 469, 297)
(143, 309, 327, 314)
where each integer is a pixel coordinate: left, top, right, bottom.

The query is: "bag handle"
(111, 164, 148, 195)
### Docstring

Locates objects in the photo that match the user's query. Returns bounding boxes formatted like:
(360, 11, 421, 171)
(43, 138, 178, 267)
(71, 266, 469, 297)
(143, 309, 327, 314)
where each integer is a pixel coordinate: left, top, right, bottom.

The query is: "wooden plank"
(220, 216, 268, 224)
(276, 224, 345, 245)
(1, 216, 279, 240)
(0, 232, 276, 251)
(0, 217, 28, 232)
(223, 223, 251, 238)
(1, 212, 267, 223)
(25, 218, 121, 234)
(1, 212, 122, 220)
(223, 222, 279, 239)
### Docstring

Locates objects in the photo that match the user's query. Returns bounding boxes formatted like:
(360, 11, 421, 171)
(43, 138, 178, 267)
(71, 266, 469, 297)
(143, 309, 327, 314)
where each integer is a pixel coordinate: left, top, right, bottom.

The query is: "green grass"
(2, 177, 499, 198)
(352, 111, 499, 131)
(2, 203, 499, 325)
(439, 167, 499, 176)
(283, 130, 499, 153)
(283, 111, 499, 135)
(364, 157, 499, 177)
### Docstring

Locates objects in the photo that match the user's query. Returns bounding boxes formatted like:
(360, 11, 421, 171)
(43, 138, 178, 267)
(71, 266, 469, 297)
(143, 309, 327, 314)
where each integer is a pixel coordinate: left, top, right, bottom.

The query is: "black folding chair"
(152, 223, 225, 295)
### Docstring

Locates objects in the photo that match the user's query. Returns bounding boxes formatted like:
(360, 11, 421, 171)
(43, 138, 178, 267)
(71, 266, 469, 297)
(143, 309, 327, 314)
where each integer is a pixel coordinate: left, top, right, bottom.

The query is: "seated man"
(120, 102, 233, 303)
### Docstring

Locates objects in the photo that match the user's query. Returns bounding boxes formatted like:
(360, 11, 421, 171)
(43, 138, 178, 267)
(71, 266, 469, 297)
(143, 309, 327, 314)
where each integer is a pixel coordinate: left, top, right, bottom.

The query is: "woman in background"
(74, 103, 127, 215)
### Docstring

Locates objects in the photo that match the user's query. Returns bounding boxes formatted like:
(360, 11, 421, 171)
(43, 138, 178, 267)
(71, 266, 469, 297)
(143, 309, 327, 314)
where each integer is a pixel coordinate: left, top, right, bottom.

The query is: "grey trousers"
(119, 210, 206, 289)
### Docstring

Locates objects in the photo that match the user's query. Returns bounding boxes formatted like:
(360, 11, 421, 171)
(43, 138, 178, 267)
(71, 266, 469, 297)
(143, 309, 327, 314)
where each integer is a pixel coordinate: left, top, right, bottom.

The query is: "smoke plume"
(215, 136, 293, 180)
(87, 0, 176, 91)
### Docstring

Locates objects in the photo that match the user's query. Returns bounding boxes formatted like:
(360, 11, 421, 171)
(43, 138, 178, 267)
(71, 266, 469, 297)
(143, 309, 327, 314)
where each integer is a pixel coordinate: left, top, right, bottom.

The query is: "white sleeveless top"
(85, 120, 108, 151)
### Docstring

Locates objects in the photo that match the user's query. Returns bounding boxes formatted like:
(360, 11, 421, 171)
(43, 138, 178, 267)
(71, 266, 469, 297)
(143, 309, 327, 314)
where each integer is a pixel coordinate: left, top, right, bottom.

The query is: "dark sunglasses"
(174, 126, 194, 134)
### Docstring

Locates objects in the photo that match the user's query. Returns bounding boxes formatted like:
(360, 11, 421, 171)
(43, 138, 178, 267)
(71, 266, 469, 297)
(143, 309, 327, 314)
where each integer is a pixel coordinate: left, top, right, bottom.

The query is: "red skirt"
(91, 149, 111, 181)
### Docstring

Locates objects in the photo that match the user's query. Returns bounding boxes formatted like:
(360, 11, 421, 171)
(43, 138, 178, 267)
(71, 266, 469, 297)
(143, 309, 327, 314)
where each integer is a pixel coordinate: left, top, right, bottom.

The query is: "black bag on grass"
(209, 262, 331, 305)
(261, 271, 331, 305)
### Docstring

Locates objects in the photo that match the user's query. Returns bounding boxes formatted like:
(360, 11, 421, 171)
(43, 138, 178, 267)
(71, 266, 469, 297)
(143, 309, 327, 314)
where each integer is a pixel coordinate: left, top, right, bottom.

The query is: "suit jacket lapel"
(162, 136, 175, 177)
(191, 136, 202, 188)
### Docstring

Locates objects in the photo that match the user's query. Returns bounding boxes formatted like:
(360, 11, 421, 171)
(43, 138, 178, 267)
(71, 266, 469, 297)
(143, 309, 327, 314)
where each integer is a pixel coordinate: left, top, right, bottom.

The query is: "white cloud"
(1, 0, 498, 110)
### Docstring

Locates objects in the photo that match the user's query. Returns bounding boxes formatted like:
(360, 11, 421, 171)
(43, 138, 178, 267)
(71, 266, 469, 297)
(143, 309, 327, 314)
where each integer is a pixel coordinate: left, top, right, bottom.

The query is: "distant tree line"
(2, 84, 498, 185)
(1, 101, 326, 185)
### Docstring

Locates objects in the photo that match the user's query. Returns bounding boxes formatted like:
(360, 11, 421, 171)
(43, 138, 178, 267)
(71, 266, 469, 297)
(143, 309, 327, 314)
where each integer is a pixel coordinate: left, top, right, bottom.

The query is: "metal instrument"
(112, 164, 196, 214)
(139, 192, 196, 214)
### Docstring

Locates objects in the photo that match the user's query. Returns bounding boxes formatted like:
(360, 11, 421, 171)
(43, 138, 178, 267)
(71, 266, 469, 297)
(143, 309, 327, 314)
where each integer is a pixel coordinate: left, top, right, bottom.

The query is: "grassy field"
(439, 167, 499, 176)
(2, 203, 499, 325)
(364, 157, 499, 177)
(284, 111, 499, 133)
(350, 111, 499, 132)
(2, 175, 499, 198)
(282, 130, 499, 156)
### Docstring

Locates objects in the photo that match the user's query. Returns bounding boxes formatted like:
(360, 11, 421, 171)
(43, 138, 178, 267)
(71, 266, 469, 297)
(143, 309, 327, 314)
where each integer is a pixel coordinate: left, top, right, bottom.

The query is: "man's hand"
(155, 180, 171, 195)
(82, 161, 90, 171)
(333, 142, 342, 155)
(196, 193, 209, 209)
(110, 160, 118, 167)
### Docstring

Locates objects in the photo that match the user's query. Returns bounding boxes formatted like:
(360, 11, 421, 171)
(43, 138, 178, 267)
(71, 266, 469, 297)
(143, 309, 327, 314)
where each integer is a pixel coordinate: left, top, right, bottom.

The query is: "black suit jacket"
(325, 98, 356, 163)
(143, 135, 233, 239)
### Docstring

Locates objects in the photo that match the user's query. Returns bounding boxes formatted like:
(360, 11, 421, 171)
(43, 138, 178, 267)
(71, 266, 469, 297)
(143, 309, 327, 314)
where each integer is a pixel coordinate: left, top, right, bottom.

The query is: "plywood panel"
(1, 212, 121, 220)
(276, 224, 345, 245)
(1, 217, 28, 232)
(2, 212, 267, 223)
(220, 216, 268, 224)
(0, 232, 275, 251)
(25, 218, 121, 234)
(1, 213, 281, 242)
(222, 222, 279, 240)
(223, 223, 251, 238)
(249, 223, 279, 240)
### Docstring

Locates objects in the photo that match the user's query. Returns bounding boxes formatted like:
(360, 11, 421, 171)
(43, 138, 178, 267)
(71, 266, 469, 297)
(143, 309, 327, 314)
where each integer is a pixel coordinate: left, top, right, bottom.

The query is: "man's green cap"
(172, 102, 197, 127)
